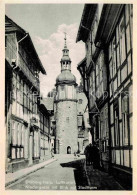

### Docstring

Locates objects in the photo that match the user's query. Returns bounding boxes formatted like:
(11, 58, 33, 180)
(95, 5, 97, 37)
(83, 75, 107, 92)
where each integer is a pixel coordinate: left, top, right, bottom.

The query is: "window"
(109, 60, 113, 80)
(12, 121, 16, 146)
(68, 86, 72, 99)
(21, 125, 25, 146)
(126, 24, 131, 54)
(122, 96, 129, 145)
(91, 25, 96, 54)
(33, 131, 39, 158)
(17, 89, 20, 103)
(99, 54, 104, 94)
(119, 16, 126, 64)
(85, 42, 88, 53)
(116, 45, 120, 68)
(24, 107, 28, 122)
(109, 43, 112, 60)
(95, 53, 105, 97)
(79, 99, 82, 104)
(16, 103, 20, 116)
(66, 117, 69, 123)
(100, 112, 103, 139)
(103, 107, 108, 138)
(17, 123, 21, 146)
(116, 25, 120, 44)
(77, 116, 82, 126)
(112, 37, 117, 75)
(40, 112, 44, 132)
(111, 127, 115, 147)
(5, 35, 7, 48)
(113, 100, 119, 147)
(24, 83, 27, 94)
(103, 141, 106, 152)
(90, 75, 93, 90)
(129, 5, 133, 47)
(12, 85, 16, 100)
(60, 85, 65, 99)
(96, 63, 99, 87)
(92, 71, 95, 91)
(40, 133, 43, 148)
(99, 64, 103, 81)
(94, 14, 98, 34)
(11, 122, 24, 159)
(125, 5, 130, 25)
(12, 76, 16, 87)
(114, 108, 119, 146)
(109, 35, 118, 79)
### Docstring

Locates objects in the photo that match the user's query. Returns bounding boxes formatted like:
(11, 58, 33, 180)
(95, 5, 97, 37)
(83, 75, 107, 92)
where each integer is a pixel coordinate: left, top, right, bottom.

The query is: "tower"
(55, 33, 78, 154)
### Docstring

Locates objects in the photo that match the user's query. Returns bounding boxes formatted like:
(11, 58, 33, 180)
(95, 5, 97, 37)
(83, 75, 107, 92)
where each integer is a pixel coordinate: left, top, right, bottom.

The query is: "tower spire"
(60, 32, 71, 72)
(64, 32, 67, 48)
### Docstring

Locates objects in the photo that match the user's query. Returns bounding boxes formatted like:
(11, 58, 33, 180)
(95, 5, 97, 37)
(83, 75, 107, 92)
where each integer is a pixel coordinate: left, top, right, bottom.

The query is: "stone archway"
(67, 146, 71, 154)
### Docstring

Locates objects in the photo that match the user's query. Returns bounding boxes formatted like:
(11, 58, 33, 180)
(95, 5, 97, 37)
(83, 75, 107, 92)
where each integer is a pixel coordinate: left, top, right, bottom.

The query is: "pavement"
(5, 157, 57, 187)
(85, 165, 124, 190)
(5, 154, 124, 190)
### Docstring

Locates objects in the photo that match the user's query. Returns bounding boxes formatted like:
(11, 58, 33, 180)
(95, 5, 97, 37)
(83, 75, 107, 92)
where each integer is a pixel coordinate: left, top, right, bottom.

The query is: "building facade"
(55, 35, 78, 154)
(76, 4, 133, 189)
(38, 99, 52, 162)
(41, 97, 55, 152)
(77, 85, 91, 153)
(5, 16, 52, 173)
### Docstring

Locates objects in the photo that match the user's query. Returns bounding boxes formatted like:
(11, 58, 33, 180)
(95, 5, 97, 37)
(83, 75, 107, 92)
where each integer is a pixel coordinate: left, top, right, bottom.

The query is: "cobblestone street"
(6, 155, 124, 190)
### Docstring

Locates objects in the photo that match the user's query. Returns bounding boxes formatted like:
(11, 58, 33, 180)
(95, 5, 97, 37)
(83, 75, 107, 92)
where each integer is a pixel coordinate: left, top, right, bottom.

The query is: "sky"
(6, 4, 85, 97)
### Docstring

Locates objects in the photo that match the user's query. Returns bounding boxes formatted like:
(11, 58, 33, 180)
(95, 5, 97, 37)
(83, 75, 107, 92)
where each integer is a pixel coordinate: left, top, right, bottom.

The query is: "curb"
(5, 158, 57, 188)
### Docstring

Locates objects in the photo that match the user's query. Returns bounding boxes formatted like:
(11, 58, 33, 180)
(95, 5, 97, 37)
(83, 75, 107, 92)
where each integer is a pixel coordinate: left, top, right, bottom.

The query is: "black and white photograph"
(2, 1, 134, 191)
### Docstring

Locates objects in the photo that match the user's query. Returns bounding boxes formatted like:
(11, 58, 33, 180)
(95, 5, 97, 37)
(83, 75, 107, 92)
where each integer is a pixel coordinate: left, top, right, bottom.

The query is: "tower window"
(66, 117, 69, 122)
(79, 99, 83, 104)
(61, 86, 64, 91)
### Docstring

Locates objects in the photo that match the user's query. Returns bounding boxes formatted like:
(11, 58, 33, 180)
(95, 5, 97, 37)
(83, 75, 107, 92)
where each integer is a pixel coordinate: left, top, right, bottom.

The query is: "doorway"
(67, 146, 71, 154)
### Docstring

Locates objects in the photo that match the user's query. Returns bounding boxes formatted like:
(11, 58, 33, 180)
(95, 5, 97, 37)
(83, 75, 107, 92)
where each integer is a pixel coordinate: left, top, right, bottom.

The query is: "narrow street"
(6, 155, 124, 190)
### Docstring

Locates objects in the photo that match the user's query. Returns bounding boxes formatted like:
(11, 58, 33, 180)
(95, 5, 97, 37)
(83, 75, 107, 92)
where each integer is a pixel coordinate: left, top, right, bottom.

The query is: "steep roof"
(94, 4, 124, 45)
(76, 4, 97, 43)
(5, 15, 46, 74)
(41, 97, 54, 111)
